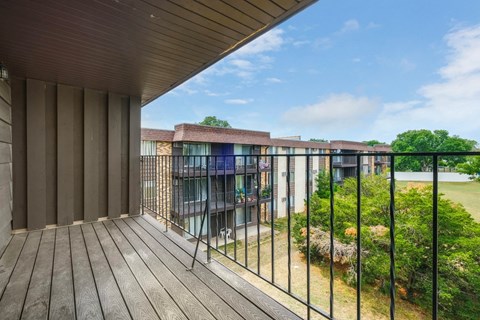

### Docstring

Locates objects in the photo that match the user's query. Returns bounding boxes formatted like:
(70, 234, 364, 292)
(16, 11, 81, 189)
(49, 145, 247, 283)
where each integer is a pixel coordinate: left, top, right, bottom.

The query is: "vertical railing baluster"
(329, 154, 335, 318)
(182, 155, 185, 230)
(270, 154, 275, 284)
(244, 154, 248, 268)
(432, 155, 439, 320)
(287, 154, 292, 293)
(306, 154, 311, 320)
(256, 154, 261, 275)
(193, 156, 197, 237)
(215, 155, 219, 250)
(207, 156, 211, 263)
(356, 154, 362, 320)
(233, 155, 237, 261)
(224, 155, 227, 255)
(389, 155, 396, 320)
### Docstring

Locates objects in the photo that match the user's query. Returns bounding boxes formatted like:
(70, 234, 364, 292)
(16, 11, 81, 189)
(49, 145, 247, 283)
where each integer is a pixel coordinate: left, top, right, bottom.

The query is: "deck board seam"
(91, 222, 134, 319)
(0, 235, 13, 260)
(47, 229, 56, 320)
(0, 234, 28, 300)
(19, 231, 44, 320)
(67, 227, 78, 320)
(130, 217, 254, 320)
(100, 221, 163, 320)
(140, 216, 281, 320)
(113, 218, 216, 320)
(78, 225, 106, 320)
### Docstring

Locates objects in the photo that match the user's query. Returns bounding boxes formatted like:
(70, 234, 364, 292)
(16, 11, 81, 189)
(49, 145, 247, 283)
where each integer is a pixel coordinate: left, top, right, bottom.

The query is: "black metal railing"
(141, 152, 480, 320)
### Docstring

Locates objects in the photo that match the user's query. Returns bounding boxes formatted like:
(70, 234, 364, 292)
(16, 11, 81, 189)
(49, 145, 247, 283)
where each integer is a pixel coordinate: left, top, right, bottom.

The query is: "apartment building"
(142, 125, 392, 229)
(142, 124, 272, 239)
(269, 137, 330, 218)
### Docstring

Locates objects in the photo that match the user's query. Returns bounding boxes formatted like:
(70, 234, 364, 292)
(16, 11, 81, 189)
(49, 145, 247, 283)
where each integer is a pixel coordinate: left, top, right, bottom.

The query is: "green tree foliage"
(198, 116, 232, 128)
(363, 139, 385, 146)
(294, 173, 480, 319)
(457, 156, 480, 181)
(314, 170, 335, 199)
(391, 129, 476, 171)
(309, 138, 329, 143)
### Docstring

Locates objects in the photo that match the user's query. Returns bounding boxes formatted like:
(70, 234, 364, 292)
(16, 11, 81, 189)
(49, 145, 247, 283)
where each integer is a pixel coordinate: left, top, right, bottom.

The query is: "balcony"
(0, 215, 299, 320)
(143, 152, 480, 320)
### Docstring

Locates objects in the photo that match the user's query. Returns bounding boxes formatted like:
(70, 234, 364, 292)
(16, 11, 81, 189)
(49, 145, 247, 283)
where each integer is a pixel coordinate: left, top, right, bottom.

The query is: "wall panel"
(0, 80, 12, 251)
(11, 79, 140, 230)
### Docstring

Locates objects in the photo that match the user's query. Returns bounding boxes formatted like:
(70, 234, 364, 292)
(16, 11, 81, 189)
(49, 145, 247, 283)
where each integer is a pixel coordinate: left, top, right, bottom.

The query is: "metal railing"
(140, 152, 480, 320)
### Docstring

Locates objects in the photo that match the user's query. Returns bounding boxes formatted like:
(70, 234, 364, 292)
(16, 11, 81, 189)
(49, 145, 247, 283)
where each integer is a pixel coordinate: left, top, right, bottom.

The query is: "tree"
(391, 129, 476, 171)
(457, 156, 480, 181)
(363, 140, 385, 146)
(309, 138, 329, 143)
(198, 116, 232, 128)
(294, 174, 480, 319)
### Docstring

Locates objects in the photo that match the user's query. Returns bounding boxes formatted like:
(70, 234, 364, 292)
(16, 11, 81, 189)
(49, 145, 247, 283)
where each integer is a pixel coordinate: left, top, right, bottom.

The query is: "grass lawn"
(397, 181, 480, 221)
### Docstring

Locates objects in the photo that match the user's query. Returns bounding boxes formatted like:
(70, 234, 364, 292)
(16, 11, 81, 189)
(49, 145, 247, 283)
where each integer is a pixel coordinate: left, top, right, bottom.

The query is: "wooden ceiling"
(0, 0, 316, 105)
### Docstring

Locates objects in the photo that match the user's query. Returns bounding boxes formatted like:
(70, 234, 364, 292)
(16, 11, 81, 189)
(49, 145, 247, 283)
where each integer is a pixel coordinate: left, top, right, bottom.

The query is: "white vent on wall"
(281, 172, 287, 177)
(281, 197, 287, 202)
(313, 170, 318, 174)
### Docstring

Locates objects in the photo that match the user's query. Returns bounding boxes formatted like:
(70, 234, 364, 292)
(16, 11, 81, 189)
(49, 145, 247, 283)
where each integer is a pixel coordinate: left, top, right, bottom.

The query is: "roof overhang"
(0, 0, 316, 106)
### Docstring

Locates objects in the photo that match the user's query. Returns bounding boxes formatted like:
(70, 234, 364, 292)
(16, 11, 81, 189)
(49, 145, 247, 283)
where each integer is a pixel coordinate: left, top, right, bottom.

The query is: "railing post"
(141, 156, 144, 216)
(432, 155, 439, 320)
(206, 155, 212, 263)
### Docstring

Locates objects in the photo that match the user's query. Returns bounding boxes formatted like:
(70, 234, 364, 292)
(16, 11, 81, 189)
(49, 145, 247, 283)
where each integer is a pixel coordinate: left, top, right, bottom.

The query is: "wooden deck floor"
(0, 215, 301, 320)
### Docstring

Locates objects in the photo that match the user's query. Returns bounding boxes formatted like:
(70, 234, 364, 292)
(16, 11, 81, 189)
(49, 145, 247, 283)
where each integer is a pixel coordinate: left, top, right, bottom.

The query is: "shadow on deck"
(0, 215, 300, 320)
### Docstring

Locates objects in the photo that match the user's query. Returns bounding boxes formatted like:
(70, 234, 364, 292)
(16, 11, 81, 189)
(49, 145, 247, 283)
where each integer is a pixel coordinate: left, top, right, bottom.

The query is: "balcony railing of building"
(141, 152, 480, 320)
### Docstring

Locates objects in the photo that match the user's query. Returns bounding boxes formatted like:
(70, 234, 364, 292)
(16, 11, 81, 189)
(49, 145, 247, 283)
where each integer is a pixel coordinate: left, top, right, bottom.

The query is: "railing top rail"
(141, 151, 480, 157)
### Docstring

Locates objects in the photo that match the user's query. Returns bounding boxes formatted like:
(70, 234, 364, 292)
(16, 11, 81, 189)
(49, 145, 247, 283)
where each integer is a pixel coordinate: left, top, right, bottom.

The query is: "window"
(141, 141, 156, 155)
(236, 174, 254, 195)
(183, 178, 207, 203)
(183, 143, 210, 167)
(235, 207, 252, 225)
(305, 148, 311, 154)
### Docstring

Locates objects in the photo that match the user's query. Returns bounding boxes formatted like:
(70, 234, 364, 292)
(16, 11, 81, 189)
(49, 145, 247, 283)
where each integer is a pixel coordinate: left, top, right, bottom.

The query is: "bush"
(293, 174, 480, 319)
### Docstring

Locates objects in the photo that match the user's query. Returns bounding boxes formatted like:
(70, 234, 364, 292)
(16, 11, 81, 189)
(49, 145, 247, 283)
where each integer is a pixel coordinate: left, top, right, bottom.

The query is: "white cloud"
(400, 58, 416, 72)
(234, 29, 285, 56)
(225, 99, 253, 105)
(266, 77, 282, 83)
(230, 59, 254, 69)
(282, 93, 379, 129)
(371, 24, 480, 141)
(339, 19, 360, 34)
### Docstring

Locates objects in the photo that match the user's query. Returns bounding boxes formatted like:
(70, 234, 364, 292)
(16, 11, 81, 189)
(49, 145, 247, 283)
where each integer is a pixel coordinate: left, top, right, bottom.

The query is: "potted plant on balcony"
(261, 185, 271, 199)
(235, 187, 245, 203)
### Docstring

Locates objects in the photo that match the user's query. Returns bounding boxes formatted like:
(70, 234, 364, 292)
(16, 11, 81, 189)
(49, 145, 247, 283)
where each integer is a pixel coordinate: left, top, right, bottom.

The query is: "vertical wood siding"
(11, 79, 140, 230)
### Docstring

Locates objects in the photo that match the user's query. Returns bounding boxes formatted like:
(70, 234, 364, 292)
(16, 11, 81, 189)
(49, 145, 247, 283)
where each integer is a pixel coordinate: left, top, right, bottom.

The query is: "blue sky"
(142, 0, 480, 144)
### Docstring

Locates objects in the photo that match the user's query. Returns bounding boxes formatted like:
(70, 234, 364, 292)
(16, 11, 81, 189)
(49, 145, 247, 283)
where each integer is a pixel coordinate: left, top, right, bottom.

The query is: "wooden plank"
(69, 225, 103, 320)
(49, 227, 75, 319)
(103, 220, 187, 319)
(57, 85, 75, 225)
(72, 87, 84, 222)
(138, 215, 302, 320)
(0, 142, 11, 164)
(0, 80, 11, 104)
(108, 93, 122, 218)
(131, 217, 270, 320)
(45, 83, 57, 225)
(21, 229, 55, 320)
(81, 223, 130, 320)
(92, 222, 158, 320)
(26, 79, 47, 230)
(0, 118, 11, 143)
(0, 233, 27, 297)
(84, 89, 100, 222)
(120, 218, 243, 320)
(0, 231, 41, 320)
(98, 92, 108, 219)
(0, 97, 11, 124)
(128, 97, 141, 216)
(11, 78, 27, 230)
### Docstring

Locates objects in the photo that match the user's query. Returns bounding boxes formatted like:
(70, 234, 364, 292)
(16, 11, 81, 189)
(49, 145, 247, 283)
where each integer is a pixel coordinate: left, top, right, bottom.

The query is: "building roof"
(270, 138, 330, 149)
(173, 123, 272, 145)
(0, 0, 317, 105)
(141, 128, 175, 142)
